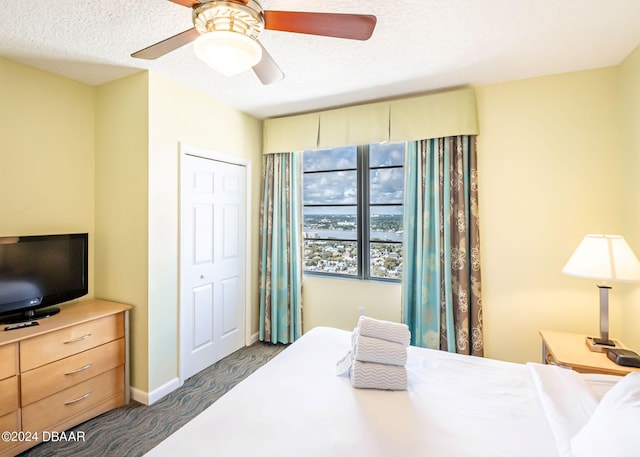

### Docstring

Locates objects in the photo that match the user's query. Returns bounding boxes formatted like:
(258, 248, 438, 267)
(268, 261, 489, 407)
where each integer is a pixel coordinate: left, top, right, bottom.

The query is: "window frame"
(302, 143, 404, 282)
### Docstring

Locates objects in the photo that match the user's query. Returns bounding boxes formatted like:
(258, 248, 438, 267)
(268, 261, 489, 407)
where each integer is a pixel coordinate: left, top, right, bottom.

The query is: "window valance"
(262, 87, 478, 154)
(262, 112, 320, 155)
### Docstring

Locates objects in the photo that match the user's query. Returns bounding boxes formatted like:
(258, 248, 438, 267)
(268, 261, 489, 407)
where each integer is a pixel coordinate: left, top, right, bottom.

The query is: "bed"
(144, 326, 639, 457)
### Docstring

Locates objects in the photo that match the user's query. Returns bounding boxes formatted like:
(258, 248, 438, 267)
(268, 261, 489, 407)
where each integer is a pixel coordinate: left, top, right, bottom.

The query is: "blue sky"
(303, 143, 405, 210)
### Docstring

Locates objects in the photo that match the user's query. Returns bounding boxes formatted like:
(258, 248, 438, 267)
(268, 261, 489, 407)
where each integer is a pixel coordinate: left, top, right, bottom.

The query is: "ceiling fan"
(131, 0, 377, 85)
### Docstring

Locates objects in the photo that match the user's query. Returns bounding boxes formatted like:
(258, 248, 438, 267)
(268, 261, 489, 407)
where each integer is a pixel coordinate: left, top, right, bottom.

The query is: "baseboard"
(130, 377, 182, 406)
(130, 333, 260, 405)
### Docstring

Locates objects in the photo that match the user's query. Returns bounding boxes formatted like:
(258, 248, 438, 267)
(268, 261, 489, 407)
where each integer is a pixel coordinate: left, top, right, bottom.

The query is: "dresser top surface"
(0, 299, 131, 346)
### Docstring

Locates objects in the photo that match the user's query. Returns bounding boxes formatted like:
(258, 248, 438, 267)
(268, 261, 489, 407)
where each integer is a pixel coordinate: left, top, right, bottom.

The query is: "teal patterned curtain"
(259, 153, 302, 344)
(402, 136, 483, 356)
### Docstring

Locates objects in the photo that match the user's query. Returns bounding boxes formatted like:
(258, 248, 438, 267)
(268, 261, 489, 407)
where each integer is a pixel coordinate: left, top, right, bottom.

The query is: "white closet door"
(180, 153, 246, 381)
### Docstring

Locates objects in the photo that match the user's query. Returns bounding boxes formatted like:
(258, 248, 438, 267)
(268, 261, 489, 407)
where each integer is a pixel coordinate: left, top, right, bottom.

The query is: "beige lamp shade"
(562, 234, 640, 283)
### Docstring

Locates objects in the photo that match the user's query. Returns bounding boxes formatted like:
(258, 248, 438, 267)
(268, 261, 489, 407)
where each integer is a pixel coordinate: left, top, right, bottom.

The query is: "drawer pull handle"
(63, 333, 92, 344)
(64, 363, 93, 375)
(64, 391, 92, 405)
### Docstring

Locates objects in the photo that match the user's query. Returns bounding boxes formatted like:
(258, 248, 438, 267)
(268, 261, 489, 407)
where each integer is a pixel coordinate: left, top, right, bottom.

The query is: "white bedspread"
(145, 327, 617, 457)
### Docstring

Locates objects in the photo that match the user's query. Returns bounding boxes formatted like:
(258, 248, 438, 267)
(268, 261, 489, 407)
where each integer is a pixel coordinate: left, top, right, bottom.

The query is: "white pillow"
(570, 371, 640, 457)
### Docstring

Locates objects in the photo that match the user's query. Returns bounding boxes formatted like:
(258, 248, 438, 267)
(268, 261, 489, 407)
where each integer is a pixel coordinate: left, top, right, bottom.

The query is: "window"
(302, 142, 405, 280)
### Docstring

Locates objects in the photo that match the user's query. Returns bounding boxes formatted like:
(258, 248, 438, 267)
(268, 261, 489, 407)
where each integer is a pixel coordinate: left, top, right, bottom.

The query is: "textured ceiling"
(1, 0, 640, 119)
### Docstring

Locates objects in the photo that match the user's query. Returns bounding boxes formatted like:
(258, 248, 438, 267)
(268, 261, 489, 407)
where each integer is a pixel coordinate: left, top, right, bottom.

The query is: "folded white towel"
(352, 328, 407, 367)
(357, 316, 410, 346)
(336, 351, 354, 376)
(350, 360, 408, 391)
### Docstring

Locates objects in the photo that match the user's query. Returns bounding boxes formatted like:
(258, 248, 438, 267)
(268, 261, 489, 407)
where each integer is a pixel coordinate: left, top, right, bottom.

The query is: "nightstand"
(539, 329, 640, 376)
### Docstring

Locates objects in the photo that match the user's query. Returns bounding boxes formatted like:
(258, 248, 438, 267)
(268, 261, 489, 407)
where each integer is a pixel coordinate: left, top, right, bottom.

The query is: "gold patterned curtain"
(402, 136, 483, 356)
(258, 153, 302, 344)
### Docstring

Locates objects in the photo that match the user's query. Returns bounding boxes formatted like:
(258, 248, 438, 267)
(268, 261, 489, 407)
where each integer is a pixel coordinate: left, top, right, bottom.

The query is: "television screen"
(0, 233, 88, 323)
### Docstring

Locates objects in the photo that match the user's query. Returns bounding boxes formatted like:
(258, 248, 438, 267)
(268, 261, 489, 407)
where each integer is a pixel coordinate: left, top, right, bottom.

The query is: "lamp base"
(585, 336, 619, 353)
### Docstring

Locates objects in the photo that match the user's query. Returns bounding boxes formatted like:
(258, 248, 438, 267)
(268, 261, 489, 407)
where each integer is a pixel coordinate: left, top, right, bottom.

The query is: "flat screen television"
(0, 233, 88, 324)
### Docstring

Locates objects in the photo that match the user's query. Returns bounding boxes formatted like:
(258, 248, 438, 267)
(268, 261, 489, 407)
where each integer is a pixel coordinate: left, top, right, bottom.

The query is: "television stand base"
(0, 306, 60, 325)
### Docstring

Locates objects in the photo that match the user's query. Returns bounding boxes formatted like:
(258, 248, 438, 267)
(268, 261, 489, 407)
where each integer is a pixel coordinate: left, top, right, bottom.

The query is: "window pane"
(302, 146, 357, 172)
(304, 240, 357, 275)
(370, 206, 403, 242)
(370, 242, 403, 279)
(302, 144, 404, 282)
(303, 170, 357, 205)
(369, 167, 404, 204)
(369, 142, 405, 167)
(304, 207, 357, 241)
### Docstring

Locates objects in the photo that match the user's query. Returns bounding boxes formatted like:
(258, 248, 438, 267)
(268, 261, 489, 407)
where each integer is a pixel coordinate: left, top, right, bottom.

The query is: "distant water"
(304, 229, 402, 242)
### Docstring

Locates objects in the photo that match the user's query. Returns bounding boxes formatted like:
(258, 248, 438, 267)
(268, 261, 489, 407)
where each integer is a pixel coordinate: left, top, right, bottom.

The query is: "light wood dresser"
(0, 299, 130, 457)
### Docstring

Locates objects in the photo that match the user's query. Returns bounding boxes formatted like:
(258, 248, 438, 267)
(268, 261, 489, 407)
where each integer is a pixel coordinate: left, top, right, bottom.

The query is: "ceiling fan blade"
(167, 0, 200, 6)
(253, 42, 284, 85)
(264, 11, 376, 40)
(167, 0, 249, 5)
(131, 28, 200, 60)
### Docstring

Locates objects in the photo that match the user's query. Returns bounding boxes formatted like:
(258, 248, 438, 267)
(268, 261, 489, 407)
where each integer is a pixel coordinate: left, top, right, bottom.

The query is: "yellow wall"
(476, 67, 624, 362)
(95, 72, 263, 394)
(619, 45, 640, 351)
(145, 73, 262, 391)
(302, 277, 401, 332)
(0, 57, 95, 293)
(1, 57, 262, 397)
(305, 66, 633, 363)
(4, 46, 640, 392)
(95, 72, 150, 390)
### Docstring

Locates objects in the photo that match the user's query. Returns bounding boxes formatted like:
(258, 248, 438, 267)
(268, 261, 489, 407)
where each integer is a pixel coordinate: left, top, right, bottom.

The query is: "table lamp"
(562, 234, 640, 352)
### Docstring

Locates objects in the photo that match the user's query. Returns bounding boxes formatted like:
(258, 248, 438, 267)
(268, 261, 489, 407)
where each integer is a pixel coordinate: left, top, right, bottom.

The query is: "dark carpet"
(18, 341, 287, 457)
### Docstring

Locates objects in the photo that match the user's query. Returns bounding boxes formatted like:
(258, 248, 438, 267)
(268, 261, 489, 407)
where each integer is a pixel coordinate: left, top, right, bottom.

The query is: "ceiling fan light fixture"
(193, 31, 262, 76)
(131, 0, 376, 85)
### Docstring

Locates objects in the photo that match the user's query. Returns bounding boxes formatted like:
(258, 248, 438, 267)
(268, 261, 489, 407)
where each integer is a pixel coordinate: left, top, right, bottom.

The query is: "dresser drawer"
(22, 365, 125, 432)
(0, 410, 20, 453)
(20, 314, 124, 371)
(21, 338, 125, 406)
(0, 344, 17, 380)
(0, 376, 18, 417)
